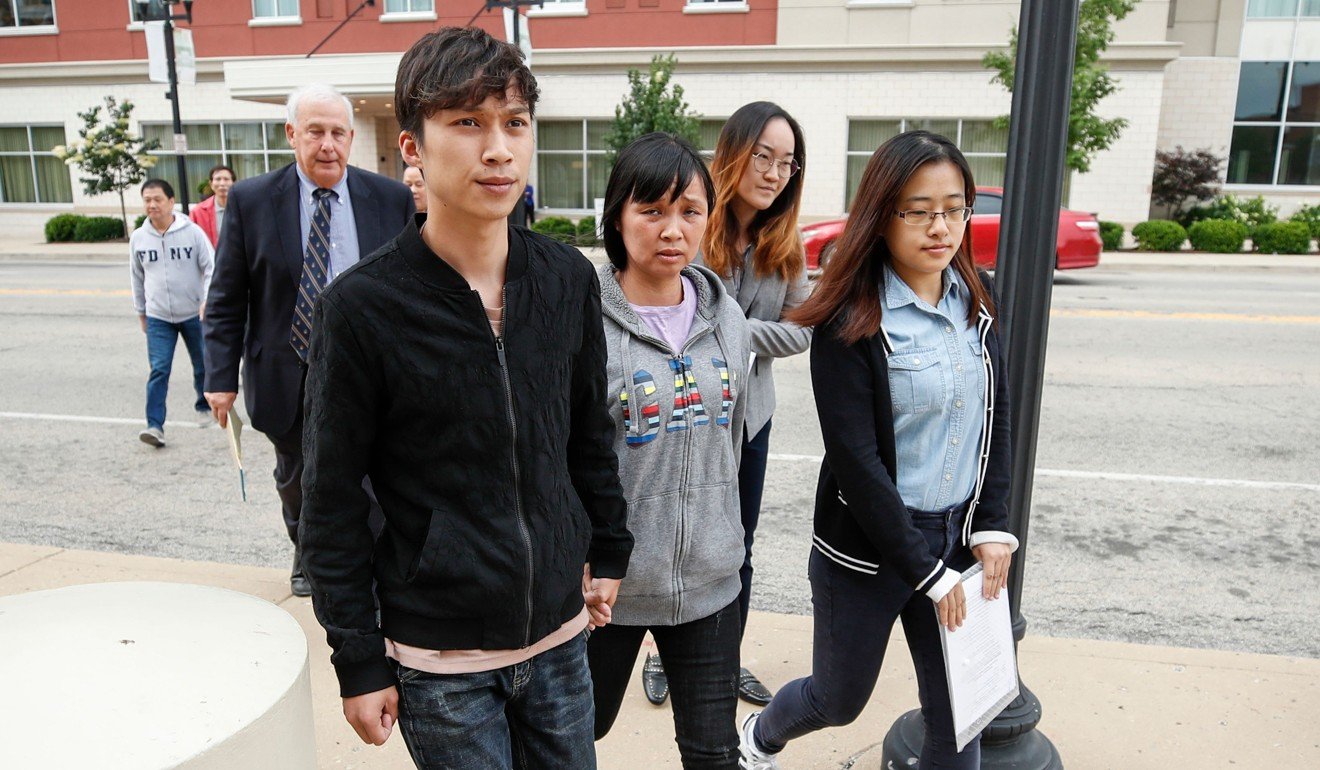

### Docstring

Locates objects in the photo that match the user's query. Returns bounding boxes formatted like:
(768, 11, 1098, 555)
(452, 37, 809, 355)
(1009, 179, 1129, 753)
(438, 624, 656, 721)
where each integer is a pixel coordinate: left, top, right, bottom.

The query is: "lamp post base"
(879, 684, 1062, 769)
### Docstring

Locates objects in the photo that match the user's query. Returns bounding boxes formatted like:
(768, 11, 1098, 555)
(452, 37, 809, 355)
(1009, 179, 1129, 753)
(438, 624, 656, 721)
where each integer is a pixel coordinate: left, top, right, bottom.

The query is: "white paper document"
(939, 562, 1019, 752)
(225, 409, 247, 502)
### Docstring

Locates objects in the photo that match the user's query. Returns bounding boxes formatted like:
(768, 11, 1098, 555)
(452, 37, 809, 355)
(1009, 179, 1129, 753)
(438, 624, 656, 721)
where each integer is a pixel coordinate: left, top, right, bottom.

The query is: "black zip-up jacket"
(300, 217, 633, 697)
(809, 271, 1011, 594)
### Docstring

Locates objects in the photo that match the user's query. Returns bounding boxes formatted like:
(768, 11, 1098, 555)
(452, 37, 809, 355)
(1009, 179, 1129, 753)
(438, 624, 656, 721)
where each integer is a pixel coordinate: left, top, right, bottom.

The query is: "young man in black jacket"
(300, 28, 632, 767)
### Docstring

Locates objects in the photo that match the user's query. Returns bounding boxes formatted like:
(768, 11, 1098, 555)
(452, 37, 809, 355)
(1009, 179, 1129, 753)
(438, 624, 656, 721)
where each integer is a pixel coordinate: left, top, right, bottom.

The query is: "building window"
(1246, 0, 1320, 16)
(697, 119, 725, 160)
(1228, 61, 1320, 185)
(845, 119, 1008, 210)
(536, 120, 611, 210)
(1, 0, 56, 29)
(143, 121, 295, 196)
(383, 0, 433, 12)
(0, 125, 73, 204)
(252, 0, 299, 19)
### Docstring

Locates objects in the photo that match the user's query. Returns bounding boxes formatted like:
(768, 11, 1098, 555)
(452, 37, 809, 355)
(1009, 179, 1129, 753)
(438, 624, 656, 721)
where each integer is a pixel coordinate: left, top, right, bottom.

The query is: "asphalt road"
(1, 259, 1317, 658)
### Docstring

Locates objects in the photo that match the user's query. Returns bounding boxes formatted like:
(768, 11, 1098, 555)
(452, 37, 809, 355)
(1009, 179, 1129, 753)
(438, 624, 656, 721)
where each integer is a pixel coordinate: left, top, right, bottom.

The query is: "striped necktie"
(291, 187, 335, 361)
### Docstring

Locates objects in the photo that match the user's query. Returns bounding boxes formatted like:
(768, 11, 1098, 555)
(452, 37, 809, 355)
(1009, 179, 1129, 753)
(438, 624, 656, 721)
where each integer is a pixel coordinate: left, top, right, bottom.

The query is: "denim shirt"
(882, 265, 986, 512)
(295, 165, 360, 281)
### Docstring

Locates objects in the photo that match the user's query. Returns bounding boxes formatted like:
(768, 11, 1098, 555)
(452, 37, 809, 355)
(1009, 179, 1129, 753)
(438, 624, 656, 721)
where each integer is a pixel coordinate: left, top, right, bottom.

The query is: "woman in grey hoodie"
(586, 133, 749, 768)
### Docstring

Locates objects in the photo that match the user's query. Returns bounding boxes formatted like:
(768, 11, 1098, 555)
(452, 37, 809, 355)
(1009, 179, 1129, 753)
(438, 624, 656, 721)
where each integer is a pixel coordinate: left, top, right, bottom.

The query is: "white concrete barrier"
(0, 582, 316, 769)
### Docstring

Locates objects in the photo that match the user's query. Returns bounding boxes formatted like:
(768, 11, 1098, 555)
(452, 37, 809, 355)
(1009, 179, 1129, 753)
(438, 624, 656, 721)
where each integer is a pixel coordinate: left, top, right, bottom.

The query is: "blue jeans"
(588, 600, 741, 769)
(395, 631, 597, 769)
(755, 504, 980, 769)
(145, 315, 206, 429)
(737, 419, 772, 636)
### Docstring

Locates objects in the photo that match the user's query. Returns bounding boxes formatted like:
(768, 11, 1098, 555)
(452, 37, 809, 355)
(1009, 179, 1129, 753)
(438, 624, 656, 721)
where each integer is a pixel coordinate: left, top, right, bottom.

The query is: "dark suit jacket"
(203, 163, 414, 437)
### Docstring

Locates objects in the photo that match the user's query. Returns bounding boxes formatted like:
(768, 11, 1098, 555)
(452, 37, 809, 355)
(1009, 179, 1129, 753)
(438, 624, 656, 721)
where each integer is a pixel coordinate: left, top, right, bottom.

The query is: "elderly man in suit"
(203, 83, 414, 596)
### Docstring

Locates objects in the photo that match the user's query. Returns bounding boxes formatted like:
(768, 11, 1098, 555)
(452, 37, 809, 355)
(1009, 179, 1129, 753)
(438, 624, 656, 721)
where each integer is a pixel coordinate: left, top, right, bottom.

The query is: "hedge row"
(530, 216, 599, 247)
(45, 214, 125, 243)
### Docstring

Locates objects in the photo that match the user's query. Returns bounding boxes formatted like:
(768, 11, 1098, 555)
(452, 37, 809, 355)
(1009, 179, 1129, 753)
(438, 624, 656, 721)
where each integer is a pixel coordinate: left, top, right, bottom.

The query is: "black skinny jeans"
(588, 600, 741, 769)
(755, 505, 981, 769)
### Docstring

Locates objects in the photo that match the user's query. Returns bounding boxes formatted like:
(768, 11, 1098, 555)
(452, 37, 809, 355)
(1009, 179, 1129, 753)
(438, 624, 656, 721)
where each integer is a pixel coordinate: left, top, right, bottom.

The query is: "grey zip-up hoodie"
(598, 263, 750, 626)
(129, 213, 214, 323)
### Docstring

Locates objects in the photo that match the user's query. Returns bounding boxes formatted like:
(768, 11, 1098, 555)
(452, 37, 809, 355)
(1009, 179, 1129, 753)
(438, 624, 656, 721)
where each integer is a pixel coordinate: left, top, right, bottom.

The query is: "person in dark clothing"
(299, 27, 632, 769)
(738, 131, 1017, 770)
(202, 82, 412, 597)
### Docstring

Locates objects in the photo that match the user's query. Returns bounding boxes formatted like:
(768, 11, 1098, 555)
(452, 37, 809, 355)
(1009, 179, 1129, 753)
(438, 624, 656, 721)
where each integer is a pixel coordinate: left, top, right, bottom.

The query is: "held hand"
(582, 564, 621, 630)
(204, 391, 237, 428)
(935, 581, 967, 632)
(139, 315, 147, 334)
(342, 685, 399, 746)
(972, 543, 1013, 601)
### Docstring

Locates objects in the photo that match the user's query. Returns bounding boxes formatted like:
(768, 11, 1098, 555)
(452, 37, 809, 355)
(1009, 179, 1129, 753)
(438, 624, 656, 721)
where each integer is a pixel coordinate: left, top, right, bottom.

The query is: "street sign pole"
(882, 0, 1076, 765)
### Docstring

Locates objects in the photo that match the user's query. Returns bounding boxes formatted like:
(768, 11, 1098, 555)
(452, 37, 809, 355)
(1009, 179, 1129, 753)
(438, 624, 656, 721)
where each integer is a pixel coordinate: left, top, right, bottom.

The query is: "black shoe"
(738, 667, 773, 706)
(642, 653, 669, 706)
(291, 546, 311, 597)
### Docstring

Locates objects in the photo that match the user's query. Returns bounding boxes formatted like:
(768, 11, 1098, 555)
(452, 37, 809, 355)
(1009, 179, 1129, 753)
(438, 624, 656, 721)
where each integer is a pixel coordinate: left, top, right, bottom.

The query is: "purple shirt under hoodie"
(629, 275, 698, 353)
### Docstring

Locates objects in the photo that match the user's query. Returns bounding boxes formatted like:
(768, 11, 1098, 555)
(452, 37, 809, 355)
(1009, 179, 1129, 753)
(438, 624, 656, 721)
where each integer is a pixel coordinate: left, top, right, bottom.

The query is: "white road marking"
(0, 412, 204, 429)
(2, 412, 1314, 493)
(766, 453, 1320, 493)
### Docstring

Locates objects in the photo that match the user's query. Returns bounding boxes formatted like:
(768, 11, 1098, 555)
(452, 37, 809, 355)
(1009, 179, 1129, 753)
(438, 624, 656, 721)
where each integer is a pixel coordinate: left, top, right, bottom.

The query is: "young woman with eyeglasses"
(737, 130, 1018, 770)
(638, 102, 811, 710)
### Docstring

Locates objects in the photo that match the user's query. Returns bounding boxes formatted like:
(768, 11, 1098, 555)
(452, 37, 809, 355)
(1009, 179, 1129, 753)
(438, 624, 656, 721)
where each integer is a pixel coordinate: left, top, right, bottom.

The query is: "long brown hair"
(790, 130, 996, 344)
(702, 102, 806, 282)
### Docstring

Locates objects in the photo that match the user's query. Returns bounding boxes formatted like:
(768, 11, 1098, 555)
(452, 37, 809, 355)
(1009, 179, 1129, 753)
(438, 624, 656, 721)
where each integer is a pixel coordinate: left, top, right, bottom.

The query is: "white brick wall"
(1156, 58, 1238, 158)
(1069, 70, 1167, 225)
(0, 80, 381, 232)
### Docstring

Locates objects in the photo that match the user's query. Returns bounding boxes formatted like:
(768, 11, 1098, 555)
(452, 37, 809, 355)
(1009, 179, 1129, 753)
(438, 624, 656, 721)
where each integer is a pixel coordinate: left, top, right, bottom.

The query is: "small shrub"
(1185, 194, 1278, 235)
(1098, 221, 1124, 251)
(44, 213, 86, 243)
(1252, 221, 1312, 255)
(72, 216, 126, 242)
(1187, 219, 1248, 253)
(134, 214, 147, 230)
(1130, 220, 1187, 252)
(1151, 146, 1223, 220)
(1289, 204, 1320, 240)
(575, 216, 598, 246)
(531, 216, 577, 243)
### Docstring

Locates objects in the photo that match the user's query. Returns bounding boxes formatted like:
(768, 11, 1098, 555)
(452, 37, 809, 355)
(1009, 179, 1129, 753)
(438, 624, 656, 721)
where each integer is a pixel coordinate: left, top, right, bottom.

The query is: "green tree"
(603, 55, 701, 164)
(982, 0, 1136, 175)
(52, 97, 160, 236)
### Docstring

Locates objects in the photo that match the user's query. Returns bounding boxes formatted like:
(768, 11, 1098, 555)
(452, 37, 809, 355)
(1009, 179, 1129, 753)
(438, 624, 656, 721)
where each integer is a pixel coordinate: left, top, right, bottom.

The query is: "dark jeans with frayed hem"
(755, 506, 981, 769)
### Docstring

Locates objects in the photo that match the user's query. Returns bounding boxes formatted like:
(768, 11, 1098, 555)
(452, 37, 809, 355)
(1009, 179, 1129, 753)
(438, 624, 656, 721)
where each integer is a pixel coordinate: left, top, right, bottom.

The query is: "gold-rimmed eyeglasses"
(894, 207, 973, 226)
(750, 151, 800, 178)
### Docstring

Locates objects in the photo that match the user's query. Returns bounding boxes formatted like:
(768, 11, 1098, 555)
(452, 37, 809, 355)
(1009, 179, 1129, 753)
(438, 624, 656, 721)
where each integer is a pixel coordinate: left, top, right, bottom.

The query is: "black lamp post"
(137, 0, 195, 215)
(880, 0, 1076, 766)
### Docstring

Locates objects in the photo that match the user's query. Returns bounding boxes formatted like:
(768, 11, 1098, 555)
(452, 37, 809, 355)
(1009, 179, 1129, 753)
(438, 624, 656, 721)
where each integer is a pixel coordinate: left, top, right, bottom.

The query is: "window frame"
(380, 0, 437, 22)
(683, 0, 750, 15)
(249, 0, 302, 26)
(535, 118, 612, 212)
(1228, 60, 1320, 187)
(527, 0, 588, 18)
(142, 119, 295, 193)
(0, 0, 59, 35)
(0, 124, 74, 206)
(844, 118, 1009, 211)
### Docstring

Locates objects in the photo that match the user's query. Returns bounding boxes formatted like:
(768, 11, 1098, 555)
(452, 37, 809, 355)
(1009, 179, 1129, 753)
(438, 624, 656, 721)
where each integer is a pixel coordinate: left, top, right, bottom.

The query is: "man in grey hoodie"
(130, 178, 214, 448)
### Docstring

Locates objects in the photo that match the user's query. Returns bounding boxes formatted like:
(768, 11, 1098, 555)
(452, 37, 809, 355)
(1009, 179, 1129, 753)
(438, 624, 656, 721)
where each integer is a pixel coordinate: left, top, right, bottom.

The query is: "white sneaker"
(139, 427, 165, 448)
(739, 711, 780, 770)
(196, 409, 214, 428)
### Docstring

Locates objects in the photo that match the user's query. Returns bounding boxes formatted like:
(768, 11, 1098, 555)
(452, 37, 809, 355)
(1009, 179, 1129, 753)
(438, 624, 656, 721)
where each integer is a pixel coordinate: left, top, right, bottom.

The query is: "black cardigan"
(300, 218, 633, 697)
(808, 274, 1012, 593)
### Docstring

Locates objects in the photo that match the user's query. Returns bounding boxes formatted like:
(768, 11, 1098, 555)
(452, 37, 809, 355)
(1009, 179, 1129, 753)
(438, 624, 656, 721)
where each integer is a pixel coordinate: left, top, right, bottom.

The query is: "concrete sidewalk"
(1, 542, 1316, 769)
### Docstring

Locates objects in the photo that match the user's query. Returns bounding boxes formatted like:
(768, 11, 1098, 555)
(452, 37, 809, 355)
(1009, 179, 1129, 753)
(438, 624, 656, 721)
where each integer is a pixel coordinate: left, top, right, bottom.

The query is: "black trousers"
(588, 600, 741, 770)
(736, 419, 772, 637)
(267, 409, 383, 548)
